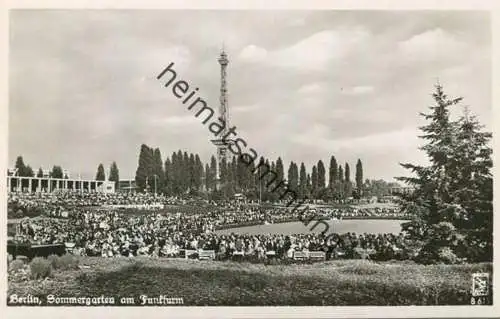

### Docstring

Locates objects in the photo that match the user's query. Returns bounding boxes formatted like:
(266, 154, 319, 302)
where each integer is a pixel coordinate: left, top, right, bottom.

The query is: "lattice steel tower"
(211, 48, 233, 187)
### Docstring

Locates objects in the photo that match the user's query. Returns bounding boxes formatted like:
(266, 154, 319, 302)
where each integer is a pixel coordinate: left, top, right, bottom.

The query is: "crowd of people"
(8, 191, 414, 262)
(8, 192, 168, 210)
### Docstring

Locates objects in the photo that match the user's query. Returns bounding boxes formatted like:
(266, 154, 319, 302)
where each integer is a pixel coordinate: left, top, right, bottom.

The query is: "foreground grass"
(8, 257, 492, 306)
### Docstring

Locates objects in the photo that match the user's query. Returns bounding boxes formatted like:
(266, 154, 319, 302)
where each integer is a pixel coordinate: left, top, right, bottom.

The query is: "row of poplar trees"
(135, 144, 364, 200)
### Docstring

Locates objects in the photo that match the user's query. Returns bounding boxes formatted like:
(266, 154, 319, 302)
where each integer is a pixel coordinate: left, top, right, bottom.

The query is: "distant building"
(98, 181, 115, 193)
(7, 176, 115, 193)
(388, 187, 415, 195)
(118, 179, 137, 193)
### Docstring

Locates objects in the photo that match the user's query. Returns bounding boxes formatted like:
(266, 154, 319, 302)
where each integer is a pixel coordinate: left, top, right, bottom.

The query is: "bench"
(309, 251, 326, 261)
(179, 249, 197, 259)
(293, 251, 308, 261)
(198, 250, 215, 260)
(232, 251, 245, 261)
(65, 242, 75, 254)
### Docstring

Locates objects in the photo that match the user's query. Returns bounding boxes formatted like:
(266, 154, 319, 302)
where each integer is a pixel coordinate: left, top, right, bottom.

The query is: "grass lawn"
(7, 257, 492, 306)
(215, 219, 404, 235)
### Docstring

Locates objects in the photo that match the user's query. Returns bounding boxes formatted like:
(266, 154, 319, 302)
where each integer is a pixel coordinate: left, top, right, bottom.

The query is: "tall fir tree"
(109, 161, 120, 188)
(355, 159, 364, 196)
(338, 165, 344, 198)
(152, 148, 164, 193)
(95, 164, 106, 181)
(194, 154, 204, 190)
(182, 152, 190, 192)
(276, 157, 284, 183)
(311, 165, 318, 195)
(328, 156, 338, 188)
(210, 155, 217, 191)
(317, 160, 326, 189)
(135, 144, 153, 191)
(343, 163, 352, 198)
(164, 157, 173, 195)
(204, 163, 211, 192)
(344, 163, 350, 182)
(14, 156, 26, 176)
(398, 84, 492, 263)
(170, 152, 179, 194)
(188, 153, 196, 191)
(287, 161, 298, 191)
(306, 173, 312, 198)
(51, 165, 63, 178)
(299, 162, 307, 198)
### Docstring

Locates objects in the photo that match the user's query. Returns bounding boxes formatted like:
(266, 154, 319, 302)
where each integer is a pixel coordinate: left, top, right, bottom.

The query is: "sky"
(9, 10, 491, 181)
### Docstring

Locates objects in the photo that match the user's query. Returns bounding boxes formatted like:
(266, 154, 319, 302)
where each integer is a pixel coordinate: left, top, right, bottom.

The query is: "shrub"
(437, 247, 462, 264)
(47, 254, 61, 269)
(47, 254, 80, 270)
(9, 259, 25, 272)
(30, 257, 52, 280)
(58, 254, 80, 270)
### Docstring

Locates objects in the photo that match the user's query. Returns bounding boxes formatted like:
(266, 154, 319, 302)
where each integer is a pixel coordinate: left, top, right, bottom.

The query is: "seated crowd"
(9, 202, 412, 261)
(8, 191, 168, 211)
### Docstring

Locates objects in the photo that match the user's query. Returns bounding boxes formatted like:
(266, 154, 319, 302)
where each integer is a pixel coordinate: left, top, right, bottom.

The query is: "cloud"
(341, 85, 375, 95)
(398, 28, 468, 64)
(238, 27, 370, 71)
(297, 82, 327, 95)
(232, 104, 261, 113)
(152, 115, 199, 126)
(238, 45, 268, 62)
(293, 124, 420, 153)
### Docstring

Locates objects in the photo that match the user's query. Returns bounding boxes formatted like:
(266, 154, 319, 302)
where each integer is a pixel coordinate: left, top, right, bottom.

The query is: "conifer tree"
(317, 160, 326, 189)
(329, 156, 338, 188)
(164, 157, 173, 195)
(15, 156, 26, 176)
(153, 148, 164, 192)
(311, 165, 318, 195)
(355, 159, 364, 196)
(51, 165, 64, 179)
(204, 163, 211, 192)
(210, 155, 217, 191)
(135, 144, 153, 191)
(299, 162, 307, 198)
(398, 84, 492, 263)
(194, 154, 204, 190)
(95, 164, 106, 181)
(287, 161, 298, 191)
(276, 157, 284, 183)
(109, 161, 120, 188)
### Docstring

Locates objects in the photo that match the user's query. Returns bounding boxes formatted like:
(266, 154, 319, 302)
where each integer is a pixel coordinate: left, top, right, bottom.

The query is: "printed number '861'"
(471, 297, 486, 305)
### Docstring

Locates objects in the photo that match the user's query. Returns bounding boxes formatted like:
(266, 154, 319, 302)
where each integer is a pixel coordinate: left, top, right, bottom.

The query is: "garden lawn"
(8, 257, 492, 306)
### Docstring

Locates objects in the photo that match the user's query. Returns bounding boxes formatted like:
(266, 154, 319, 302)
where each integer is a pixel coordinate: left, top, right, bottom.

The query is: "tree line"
(133, 143, 376, 200)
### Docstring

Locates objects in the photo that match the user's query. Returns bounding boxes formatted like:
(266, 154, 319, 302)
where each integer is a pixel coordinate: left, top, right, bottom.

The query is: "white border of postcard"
(0, 0, 499, 318)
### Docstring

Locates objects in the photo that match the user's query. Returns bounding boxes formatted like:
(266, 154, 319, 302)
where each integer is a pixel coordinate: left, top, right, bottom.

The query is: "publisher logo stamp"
(470, 273, 490, 305)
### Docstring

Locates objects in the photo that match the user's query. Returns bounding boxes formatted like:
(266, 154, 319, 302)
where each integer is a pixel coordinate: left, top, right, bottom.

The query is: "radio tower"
(211, 47, 233, 190)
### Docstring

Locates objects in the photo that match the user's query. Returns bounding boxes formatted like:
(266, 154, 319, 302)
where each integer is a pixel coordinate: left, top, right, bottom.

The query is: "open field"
(8, 257, 492, 306)
(215, 219, 404, 235)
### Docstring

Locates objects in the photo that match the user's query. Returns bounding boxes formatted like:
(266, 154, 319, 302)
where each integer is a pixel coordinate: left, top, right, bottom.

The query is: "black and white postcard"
(2, 1, 499, 318)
